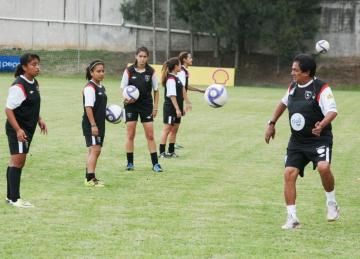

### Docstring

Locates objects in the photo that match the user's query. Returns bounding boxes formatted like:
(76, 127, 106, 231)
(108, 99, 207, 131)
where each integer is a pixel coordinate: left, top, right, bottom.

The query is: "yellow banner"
(128, 64, 235, 87)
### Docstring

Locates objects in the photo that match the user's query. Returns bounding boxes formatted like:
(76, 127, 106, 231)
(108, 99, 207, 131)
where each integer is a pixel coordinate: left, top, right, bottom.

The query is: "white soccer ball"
(315, 40, 330, 54)
(204, 84, 228, 108)
(106, 104, 123, 124)
(123, 85, 140, 101)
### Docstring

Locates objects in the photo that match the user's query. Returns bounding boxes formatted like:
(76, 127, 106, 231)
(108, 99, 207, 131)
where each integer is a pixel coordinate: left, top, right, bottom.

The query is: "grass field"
(0, 74, 359, 258)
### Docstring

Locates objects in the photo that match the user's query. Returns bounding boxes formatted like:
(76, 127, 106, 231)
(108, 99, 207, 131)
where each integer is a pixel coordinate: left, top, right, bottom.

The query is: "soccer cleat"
(9, 199, 34, 208)
(159, 152, 170, 158)
(281, 215, 300, 229)
(175, 143, 184, 149)
(327, 201, 340, 221)
(5, 198, 10, 203)
(168, 152, 179, 158)
(152, 163, 163, 173)
(84, 178, 105, 187)
(126, 163, 135, 171)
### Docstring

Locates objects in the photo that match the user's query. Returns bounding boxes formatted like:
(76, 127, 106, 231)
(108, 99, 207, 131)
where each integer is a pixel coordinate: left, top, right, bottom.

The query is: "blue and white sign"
(0, 56, 20, 72)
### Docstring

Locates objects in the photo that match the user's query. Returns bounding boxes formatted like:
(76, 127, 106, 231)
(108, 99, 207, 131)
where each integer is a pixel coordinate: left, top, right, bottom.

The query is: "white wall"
(0, 0, 359, 57)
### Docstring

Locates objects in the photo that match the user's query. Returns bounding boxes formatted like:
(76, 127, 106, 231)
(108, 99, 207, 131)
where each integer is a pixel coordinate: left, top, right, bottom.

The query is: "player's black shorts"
(84, 134, 105, 147)
(124, 104, 153, 123)
(6, 130, 33, 155)
(285, 141, 332, 177)
(163, 105, 182, 125)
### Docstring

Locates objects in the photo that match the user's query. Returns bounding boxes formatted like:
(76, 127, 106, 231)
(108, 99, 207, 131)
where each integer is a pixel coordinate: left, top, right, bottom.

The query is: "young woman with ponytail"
(82, 60, 107, 187)
(159, 57, 191, 158)
(5, 53, 47, 208)
(120, 47, 162, 173)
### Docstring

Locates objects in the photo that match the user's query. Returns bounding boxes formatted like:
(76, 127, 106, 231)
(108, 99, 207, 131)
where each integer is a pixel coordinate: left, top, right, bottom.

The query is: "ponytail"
(14, 64, 25, 77)
(14, 53, 40, 77)
(161, 57, 180, 86)
(86, 60, 104, 80)
(161, 63, 169, 87)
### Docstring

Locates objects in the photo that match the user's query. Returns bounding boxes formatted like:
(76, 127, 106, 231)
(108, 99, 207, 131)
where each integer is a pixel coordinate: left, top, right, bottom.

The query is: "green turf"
(0, 74, 359, 258)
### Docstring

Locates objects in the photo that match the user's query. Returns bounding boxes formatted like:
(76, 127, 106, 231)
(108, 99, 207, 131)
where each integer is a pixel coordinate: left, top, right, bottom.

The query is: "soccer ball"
(204, 84, 228, 108)
(315, 40, 330, 54)
(106, 104, 123, 124)
(123, 85, 140, 101)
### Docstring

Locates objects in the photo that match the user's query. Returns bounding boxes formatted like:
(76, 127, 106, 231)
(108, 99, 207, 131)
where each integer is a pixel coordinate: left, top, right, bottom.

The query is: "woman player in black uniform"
(82, 60, 107, 187)
(159, 57, 191, 157)
(5, 53, 47, 208)
(167, 52, 204, 154)
(120, 47, 162, 172)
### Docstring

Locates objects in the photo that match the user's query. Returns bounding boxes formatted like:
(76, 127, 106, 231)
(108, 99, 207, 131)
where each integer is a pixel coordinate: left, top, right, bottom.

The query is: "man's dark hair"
(293, 54, 316, 77)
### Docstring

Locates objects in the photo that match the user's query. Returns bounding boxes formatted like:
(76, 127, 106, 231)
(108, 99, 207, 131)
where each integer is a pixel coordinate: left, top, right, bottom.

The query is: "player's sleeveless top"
(181, 66, 189, 91)
(287, 78, 332, 144)
(126, 64, 155, 108)
(82, 81, 107, 135)
(6, 76, 41, 137)
(164, 74, 184, 112)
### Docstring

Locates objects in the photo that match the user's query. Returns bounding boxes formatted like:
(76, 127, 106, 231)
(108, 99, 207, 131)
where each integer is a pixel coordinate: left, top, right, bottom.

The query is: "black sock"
(150, 152, 158, 165)
(127, 153, 134, 164)
(6, 167, 10, 200)
(168, 143, 175, 153)
(8, 167, 22, 202)
(159, 144, 166, 154)
(85, 167, 88, 179)
(86, 172, 95, 181)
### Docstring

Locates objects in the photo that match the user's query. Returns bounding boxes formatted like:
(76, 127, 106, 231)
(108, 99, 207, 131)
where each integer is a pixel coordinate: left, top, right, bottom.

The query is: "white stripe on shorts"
(18, 141, 23, 154)
(92, 136, 96, 146)
(326, 147, 329, 162)
(168, 116, 172, 124)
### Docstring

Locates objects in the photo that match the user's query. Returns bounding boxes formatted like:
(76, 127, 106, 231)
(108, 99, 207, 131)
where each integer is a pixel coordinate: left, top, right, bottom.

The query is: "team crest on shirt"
(304, 91, 314, 100)
(290, 113, 305, 131)
(145, 75, 151, 82)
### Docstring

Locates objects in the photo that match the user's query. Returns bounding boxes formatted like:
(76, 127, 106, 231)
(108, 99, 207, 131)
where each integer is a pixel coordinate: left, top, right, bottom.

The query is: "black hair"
(161, 57, 180, 86)
(14, 53, 40, 77)
(86, 60, 105, 80)
(293, 54, 316, 77)
(134, 46, 150, 67)
(178, 51, 190, 65)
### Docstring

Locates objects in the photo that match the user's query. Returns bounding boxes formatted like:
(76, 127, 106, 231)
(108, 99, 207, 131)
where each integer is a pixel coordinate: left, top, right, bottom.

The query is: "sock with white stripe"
(326, 190, 336, 205)
(286, 205, 297, 218)
(8, 167, 22, 202)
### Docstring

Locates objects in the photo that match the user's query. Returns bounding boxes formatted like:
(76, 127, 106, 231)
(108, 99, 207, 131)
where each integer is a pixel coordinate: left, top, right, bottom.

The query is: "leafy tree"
(264, 0, 321, 74)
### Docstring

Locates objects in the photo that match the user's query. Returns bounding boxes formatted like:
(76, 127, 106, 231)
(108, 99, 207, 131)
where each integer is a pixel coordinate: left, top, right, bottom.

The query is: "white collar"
(90, 80, 102, 88)
(297, 79, 313, 88)
(20, 75, 35, 84)
(134, 67, 146, 73)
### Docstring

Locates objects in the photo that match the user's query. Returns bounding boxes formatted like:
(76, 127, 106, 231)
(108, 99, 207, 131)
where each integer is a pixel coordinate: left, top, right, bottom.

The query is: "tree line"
(121, 0, 321, 71)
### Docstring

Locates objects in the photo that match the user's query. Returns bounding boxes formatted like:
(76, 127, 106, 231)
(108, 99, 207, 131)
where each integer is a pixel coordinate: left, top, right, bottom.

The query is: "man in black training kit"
(265, 54, 340, 229)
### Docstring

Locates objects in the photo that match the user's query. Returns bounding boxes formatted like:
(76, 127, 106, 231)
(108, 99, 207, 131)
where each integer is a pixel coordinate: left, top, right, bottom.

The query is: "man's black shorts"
(285, 141, 332, 177)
